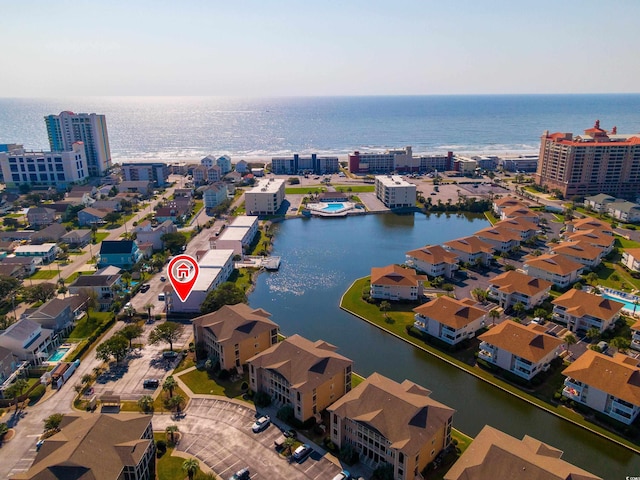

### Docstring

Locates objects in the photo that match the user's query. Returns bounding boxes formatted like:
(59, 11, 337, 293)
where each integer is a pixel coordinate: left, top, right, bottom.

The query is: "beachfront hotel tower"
(44, 111, 112, 176)
(535, 121, 640, 199)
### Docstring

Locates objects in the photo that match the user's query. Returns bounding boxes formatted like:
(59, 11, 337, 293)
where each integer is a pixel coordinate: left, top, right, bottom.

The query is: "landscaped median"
(340, 276, 640, 454)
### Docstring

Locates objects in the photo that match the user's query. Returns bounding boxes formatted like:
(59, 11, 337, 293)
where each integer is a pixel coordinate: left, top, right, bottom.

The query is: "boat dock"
(234, 256, 281, 270)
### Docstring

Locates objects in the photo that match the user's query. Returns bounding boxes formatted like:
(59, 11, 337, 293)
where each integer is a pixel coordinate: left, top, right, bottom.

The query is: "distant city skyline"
(1, 0, 639, 97)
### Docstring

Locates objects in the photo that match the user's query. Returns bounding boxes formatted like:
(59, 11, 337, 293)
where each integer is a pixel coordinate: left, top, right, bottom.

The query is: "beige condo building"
(244, 178, 285, 215)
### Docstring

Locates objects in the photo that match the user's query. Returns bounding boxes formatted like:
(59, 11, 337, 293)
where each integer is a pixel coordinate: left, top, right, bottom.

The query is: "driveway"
(152, 398, 347, 480)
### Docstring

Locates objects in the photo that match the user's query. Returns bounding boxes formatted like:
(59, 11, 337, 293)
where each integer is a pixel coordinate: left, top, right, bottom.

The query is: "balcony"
(562, 378, 584, 400)
(478, 349, 494, 363)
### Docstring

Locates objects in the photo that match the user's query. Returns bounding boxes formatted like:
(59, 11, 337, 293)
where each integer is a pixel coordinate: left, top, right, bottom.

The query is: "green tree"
(512, 302, 525, 317)
(163, 376, 177, 398)
(143, 302, 154, 320)
(564, 333, 577, 357)
(166, 394, 185, 415)
(0, 276, 21, 300)
(44, 413, 64, 432)
(471, 288, 488, 303)
(533, 308, 549, 320)
(166, 424, 179, 444)
(5, 378, 29, 412)
(104, 211, 122, 225)
(3, 217, 19, 229)
(148, 322, 184, 351)
(182, 458, 199, 480)
(22, 283, 57, 304)
(489, 309, 500, 326)
(95, 335, 129, 363)
(586, 327, 600, 341)
(161, 232, 188, 254)
(138, 395, 154, 413)
(379, 301, 391, 319)
(0, 422, 9, 441)
(118, 324, 144, 349)
(610, 336, 631, 353)
(200, 282, 247, 314)
(585, 272, 599, 286)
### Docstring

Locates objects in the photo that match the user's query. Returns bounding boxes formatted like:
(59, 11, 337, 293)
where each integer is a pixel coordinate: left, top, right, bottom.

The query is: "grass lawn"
(616, 236, 640, 249)
(93, 232, 109, 243)
(484, 211, 498, 225)
(28, 269, 59, 280)
(65, 271, 94, 284)
(285, 186, 327, 195)
(179, 368, 249, 400)
(333, 185, 375, 193)
(68, 310, 114, 339)
(153, 433, 191, 480)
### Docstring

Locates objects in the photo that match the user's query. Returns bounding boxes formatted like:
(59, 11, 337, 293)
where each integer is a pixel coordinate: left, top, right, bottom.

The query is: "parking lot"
(153, 398, 348, 480)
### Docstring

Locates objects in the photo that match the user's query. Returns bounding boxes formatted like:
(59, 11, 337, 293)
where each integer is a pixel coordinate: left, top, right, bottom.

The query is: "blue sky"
(2, 0, 639, 96)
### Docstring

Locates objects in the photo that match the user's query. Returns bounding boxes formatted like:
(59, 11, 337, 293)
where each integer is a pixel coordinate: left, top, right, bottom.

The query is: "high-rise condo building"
(535, 121, 640, 199)
(44, 111, 112, 176)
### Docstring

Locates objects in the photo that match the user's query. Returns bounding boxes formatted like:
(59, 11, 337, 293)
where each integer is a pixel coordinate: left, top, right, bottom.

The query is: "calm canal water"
(248, 213, 639, 479)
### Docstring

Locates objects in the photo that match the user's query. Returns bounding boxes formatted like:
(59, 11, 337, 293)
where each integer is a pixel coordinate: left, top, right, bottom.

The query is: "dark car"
(143, 379, 159, 388)
(228, 468, 250, 480)
(140, 283, 150, 292)
(292, 444, 313, 462)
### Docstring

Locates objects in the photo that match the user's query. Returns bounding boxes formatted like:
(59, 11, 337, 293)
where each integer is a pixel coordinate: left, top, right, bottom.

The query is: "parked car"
(292, 444, 313, 462)
(140, 283, 150, 292)
(143, 378, 159, 389)
(228, 468, 250, 480)
(252, 415, 270, 433)
(332, 471, 351, 480)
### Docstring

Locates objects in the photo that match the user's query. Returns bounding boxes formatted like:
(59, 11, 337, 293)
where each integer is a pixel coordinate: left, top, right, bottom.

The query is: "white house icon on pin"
(176, 264, 190, 280)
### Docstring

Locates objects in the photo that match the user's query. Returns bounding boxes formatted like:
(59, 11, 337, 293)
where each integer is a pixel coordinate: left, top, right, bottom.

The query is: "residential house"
(235, 160, 248, 174)
(584, 193, 616, 213)
(494, 218, 539, 241)
(0, 231, 34, 243)
(478, 322, 563, 381)
(487, 271, 552, 310)
(444, 425, 602, 480)
(67, 185, 97, 200)
(369, 265, 426, 301)
(68, 266, 122, 311)
(606, 200, 640, 223)
(0, 263, 23, 278)
(118, 180, 152, 195)
(26, 207, 56, 228)
(552, 289, 623, 334)
(443, 236, 495, 265)
(631, 320, 640, 351)
(25, 295, 87, 336)
(623, 248, 640, 273)
(224, 170, 242, 183)
(248, 334, 353, 422)
(413, 296, 487, 346)
(566, 230, 615, 255)
(78, 207, 109, 227)
(155, 200, 192, 224)
(174, 188, 193, 199)
(97, 240, 142, 270)
(91, 199, 122, 212)
(550, 240, 604, 269)
(60, 229, 92, 248)
(474, 226, 521, 253)
(217, 154, 232, 174)
(191, 165, 208, 185)
(0, 318, 57, 365)
(14, 243, 58, 264)
(405, 245, 459, 279)
(523, 254, 583, 288)
(12, 413, 156, 480)
(30, 223, 67, 244)
(192, 303, 279, 371)
(136, 242, 153, 259)
(202, 183, 229, 209)
(562, 351, 640, 425)
(134, 220, 177, 251)
(0, 256, 41, 277)
(329, 373, 454, 480)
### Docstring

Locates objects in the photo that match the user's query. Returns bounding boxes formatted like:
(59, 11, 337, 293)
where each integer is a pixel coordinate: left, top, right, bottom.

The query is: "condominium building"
(523, 254, 583, 288)
(487, 271, 552, 310)
(413, 296, 487, 346)
(329, 373, 454, 480)
(552, 289, 623, 334)
(244, 178, 285, 215)
(121, 162, 169, 186)
(44, 111, 112, 176)
(370, 264, 426, 301)
(271, 153, 339, 175)
(535, 121, 640, 198)
(0, 143, 88, 189)
(248, 334, 353, 422)
(349, 147, 414, 174)
(375, 175, 416, 208)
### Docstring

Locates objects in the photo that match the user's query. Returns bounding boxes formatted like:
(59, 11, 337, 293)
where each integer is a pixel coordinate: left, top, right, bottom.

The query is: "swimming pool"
(601, 293, 640, 313)
(47, 347, 70, 363)
(321, 202, 347, 212)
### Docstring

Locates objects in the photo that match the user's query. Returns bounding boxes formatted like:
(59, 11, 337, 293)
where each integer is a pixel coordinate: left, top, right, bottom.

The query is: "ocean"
(1, 94, 639, 163)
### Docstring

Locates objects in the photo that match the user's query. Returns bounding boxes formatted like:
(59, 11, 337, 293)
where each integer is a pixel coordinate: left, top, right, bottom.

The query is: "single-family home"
(474, 226, 521, 253)
(413, 296, 487, 345)
(562, 351, 640, 425)
(26, 207, 56, 228)
(134, 220, 177, 251)
(14, 243, 58, 264)
(25, 295, 87, 335)
(91, 199, 122, 212)
(68, 266, 122, 311)
(77, 207, 109, 227)
(224, 170, 242, 183)
(606, 200, 640, 223)
(329, 373, 455, 480)
(523, 254, 583, 288)
(584, 193, 616, 213)
(550, 240, 604, 269)
(405, 245, 459, 279)
(443, 235, 495, 266)
(478, 322, 563, 381)
(16, 414, 156, 480)
(552, 289, 624, 334)
(174, 188, 193, 199)
(30, 223, 67, 244)
(487, 271, 552, 310)
(370, 264, 426, 301)
(248, 334, 353, 423)
(202, 183, 229, 209)
(444, 425, 602, 480)
(0, 264, 23, 279)
(118, 180, 152, 195)
(494, 217, 539, 241)
(60, 229, 92, 248)
(193, 303, 279, 371)
(235, 160, 248, 174)
(97, 240, 142, 270)
(155, 200, 192, 224)
(0, 256, 41, 277)
(566, 230, 615, 255)
(0, 318, 57, 365)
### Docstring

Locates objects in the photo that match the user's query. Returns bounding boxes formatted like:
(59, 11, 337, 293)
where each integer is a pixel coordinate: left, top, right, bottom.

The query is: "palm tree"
(137, 395, 154, 413)
(379, 301, 391, 319)
(163, 376, 177, 398)
(489, 309, 500, 326)
(182, 458, 199, 480)
(5, 378, 29, 412)
(166, 424, 179, 444)
(585, 327, 600, 342)
(564, 333, 577, 358)
(167, 394, 185, 415)
(143, 302, 154, 321)
(512, 302, 525, 317)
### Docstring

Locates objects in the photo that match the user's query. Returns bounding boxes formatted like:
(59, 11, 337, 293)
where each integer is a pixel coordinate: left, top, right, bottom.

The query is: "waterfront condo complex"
(44, 111, 112, 176)
(535, 121, 640, 198)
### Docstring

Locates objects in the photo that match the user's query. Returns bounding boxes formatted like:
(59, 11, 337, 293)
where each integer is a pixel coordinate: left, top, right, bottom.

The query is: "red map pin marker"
(167, 255, 200, 302)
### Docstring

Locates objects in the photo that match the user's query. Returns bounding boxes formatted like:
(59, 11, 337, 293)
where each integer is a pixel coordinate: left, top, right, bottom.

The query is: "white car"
(251, 415, 270, 433)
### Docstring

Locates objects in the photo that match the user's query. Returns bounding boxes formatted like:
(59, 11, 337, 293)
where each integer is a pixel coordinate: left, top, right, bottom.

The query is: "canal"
(247, 212, 639, 479)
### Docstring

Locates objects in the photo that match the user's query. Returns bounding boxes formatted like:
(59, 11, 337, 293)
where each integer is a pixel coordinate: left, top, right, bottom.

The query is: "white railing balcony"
(478, 350, 494, 362)
(562, 386, 582, 401)
(413, 320, 428, 333)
